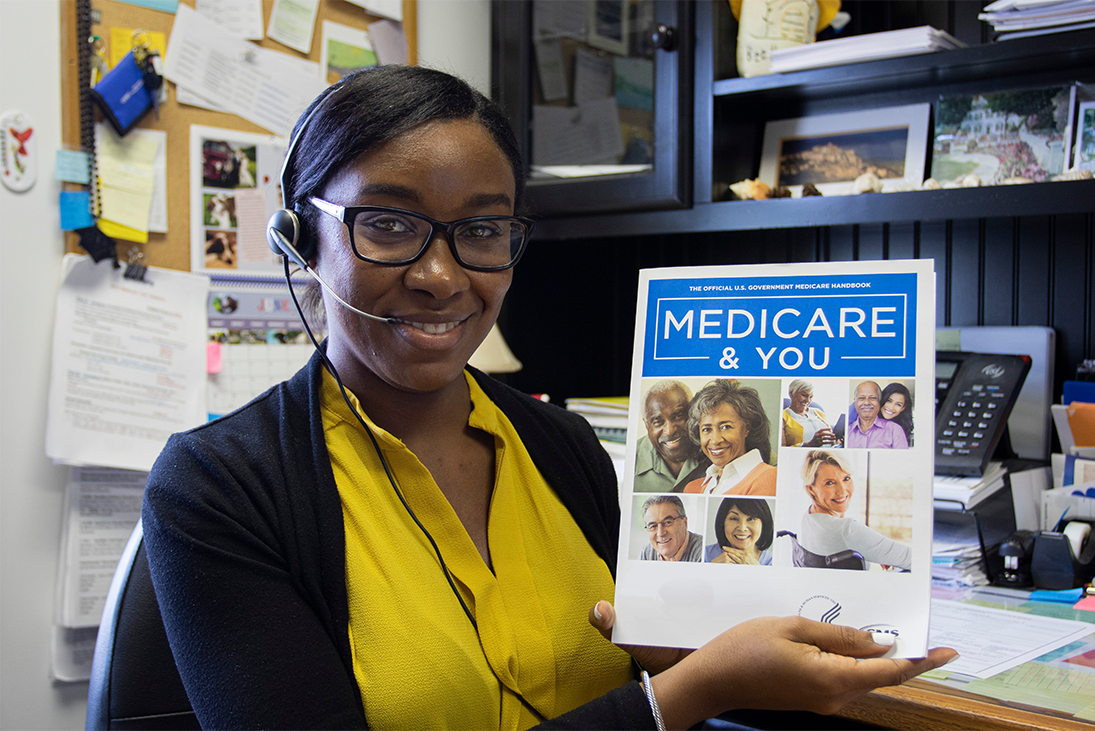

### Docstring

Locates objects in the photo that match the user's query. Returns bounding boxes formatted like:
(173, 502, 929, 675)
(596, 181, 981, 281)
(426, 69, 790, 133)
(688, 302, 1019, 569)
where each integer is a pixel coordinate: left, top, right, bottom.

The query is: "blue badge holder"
(89, 51, 152, 136)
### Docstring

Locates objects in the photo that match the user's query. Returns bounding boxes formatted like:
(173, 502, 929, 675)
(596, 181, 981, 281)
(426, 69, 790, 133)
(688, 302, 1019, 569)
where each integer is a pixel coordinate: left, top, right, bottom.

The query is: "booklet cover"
(612, 259, 936, 658)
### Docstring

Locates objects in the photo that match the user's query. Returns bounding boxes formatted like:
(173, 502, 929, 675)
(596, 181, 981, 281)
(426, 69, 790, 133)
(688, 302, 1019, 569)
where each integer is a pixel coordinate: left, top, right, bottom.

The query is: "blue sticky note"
(60, 191, 95, 231)
(55, 150, 90, 184)
(116, 0, 178, 11)
(1030, 588, 1084, 604)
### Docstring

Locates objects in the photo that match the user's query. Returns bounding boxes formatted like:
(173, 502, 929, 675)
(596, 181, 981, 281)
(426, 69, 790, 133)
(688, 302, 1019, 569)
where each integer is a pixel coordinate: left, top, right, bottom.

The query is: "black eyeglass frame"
(309, 197, 535, 272)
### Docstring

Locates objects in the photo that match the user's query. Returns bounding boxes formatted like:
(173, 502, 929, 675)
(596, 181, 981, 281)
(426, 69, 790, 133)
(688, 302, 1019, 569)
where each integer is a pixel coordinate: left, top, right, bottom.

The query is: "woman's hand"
(712, 547, 759, 565)
(805, 428, 836, 447)
(650, 616, 958, 729)
(588, 601, 691, 675)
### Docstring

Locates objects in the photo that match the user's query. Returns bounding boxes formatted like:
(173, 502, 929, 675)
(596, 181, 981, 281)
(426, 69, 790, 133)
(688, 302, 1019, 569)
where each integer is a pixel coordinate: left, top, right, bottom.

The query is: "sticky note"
(207, 342, 222, 374)
(59, 191, 95, 231)
(1031, 588, 1085, 604)
(55, 150, 90, 184)
(1074, 595, 1095, 612)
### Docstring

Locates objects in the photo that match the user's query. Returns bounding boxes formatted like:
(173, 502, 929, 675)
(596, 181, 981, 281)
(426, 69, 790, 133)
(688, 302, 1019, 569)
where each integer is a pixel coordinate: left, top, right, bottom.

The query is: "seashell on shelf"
(921, 178, 941, 191)
(729, 178, 772, 201)
(999, 177, 1033, 185)
(852, 172, 882, 194)
(1052, 169, 1094, 181)
(801, 183, 823, 197)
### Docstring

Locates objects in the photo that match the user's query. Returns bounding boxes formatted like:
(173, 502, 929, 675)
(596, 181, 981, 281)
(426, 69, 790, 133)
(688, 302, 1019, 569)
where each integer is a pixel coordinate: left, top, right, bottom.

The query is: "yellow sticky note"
(109, 28, 167, 68)
(98, 219, 149, 244)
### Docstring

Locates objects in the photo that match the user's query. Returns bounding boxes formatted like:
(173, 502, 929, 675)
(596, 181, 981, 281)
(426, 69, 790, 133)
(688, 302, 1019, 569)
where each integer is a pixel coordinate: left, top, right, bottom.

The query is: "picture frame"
(586, 0, 629, 56)
(1074, 99, 1095, 172)
(931, 85, 1075, 185)
(759, 103, 932, 197)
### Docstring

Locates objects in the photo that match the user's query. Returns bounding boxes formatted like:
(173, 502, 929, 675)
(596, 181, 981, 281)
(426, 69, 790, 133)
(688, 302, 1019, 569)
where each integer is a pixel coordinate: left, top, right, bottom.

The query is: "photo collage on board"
(630, 375, 916, 572)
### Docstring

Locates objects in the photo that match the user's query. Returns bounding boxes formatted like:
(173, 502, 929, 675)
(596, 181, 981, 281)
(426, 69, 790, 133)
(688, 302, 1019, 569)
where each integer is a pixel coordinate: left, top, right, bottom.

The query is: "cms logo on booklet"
(798, 595, 842, 624)
(859, 623, 900, 638)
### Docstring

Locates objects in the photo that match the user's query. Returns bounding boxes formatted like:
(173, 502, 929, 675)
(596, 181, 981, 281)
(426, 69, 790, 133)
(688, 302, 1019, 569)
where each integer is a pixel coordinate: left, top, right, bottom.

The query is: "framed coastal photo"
(587, 0, 629, 55)
(931, 85, 1075, 185)
(759, 103, 931, 196)
(1074, 99, 1095, 172)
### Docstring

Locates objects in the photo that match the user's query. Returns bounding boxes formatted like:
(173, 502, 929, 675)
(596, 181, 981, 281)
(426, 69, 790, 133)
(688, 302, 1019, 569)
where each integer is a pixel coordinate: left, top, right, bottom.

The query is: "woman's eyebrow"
(464, 192, 513, 208)
(355, 183, 420, 202)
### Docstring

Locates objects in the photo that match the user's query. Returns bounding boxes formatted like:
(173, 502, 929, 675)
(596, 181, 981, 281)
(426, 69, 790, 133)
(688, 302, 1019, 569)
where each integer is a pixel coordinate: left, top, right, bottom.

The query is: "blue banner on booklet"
(90, 52, 152, 136)
(642, 272, 918, 379)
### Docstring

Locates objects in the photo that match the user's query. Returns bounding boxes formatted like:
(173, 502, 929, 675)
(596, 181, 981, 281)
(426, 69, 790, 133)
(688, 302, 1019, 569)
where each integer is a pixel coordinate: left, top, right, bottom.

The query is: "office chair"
(86, 520, 199, 730)
(777, 530, 866, 570)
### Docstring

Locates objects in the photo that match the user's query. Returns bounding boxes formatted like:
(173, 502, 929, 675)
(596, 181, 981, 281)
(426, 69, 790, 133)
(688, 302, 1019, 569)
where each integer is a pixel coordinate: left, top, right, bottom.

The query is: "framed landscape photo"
(759, 103, 931, 196)
(931, 85, 1075, 185)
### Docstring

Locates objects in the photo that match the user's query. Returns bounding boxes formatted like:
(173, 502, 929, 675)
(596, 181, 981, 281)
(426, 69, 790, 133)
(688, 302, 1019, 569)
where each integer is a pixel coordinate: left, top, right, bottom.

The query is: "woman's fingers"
(648, 616, 958, 728)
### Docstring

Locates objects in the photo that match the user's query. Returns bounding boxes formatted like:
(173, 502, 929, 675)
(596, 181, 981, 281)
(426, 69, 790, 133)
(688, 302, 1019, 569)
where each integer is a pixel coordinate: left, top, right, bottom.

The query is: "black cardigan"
(143, 352, 654, 729)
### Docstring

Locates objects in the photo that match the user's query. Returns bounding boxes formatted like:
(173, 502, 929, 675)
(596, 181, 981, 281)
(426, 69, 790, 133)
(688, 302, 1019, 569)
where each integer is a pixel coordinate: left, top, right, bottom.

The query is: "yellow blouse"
(321, 369, 632, 730)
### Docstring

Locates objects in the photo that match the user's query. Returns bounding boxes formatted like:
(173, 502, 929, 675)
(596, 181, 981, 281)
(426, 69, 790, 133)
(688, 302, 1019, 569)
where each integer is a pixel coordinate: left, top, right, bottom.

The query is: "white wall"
(0, 0, 90, 728)
(0, 1, 489, 728)
(416, 0, 492, 95)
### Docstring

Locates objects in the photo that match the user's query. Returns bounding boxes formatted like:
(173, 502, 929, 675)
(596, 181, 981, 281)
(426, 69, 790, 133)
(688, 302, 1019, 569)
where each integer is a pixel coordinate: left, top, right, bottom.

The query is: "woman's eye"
(461, 221, 504, 239)
(359, 214, 414, 235)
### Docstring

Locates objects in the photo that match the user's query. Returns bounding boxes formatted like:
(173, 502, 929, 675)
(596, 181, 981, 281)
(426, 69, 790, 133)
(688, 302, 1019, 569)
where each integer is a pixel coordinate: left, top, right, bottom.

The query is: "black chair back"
(86, 520, 199, 730)
(778, 530, 866, 570)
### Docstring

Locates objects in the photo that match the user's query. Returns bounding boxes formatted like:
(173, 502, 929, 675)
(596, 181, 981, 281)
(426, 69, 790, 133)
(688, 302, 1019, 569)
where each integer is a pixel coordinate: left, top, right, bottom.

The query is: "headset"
(266, 77, 548, 724)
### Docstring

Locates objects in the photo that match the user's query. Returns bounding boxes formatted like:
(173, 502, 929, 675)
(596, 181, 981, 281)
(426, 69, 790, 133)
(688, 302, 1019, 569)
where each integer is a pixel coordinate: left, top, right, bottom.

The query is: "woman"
(142, 66, 950, 730)
(706, 497, 774, 565)
(683, 379, 777, 495)
(781, 379, 837, 447)
(799, 450, 912, 570)
(880, 382, 914, 446)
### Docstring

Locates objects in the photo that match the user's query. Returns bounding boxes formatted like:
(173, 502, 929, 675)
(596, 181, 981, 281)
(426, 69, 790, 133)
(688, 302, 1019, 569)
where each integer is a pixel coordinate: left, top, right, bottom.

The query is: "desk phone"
(935, 351, 1031, 476)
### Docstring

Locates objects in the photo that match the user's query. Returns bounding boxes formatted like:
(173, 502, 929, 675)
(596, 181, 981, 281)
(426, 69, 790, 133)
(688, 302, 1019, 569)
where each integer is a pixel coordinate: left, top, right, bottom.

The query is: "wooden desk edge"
(838, 678, 1095, 731)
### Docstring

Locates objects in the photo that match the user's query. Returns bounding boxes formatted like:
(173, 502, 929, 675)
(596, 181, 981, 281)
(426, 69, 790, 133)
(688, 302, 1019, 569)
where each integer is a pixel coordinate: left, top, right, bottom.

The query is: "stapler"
(996, 530, 1036, 587)
(1031, 520, 1095, 590)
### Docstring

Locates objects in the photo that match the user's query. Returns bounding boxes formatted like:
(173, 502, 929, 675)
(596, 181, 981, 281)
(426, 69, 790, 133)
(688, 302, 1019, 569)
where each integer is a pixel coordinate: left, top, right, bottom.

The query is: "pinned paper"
(267, 0, 319, 54)
(59, 191, 95, 230)
(367, 19, 407, 65)
(1067, 402, 1095, 447)
(55, 150, 91, 184)
(207, 341, 222, 373)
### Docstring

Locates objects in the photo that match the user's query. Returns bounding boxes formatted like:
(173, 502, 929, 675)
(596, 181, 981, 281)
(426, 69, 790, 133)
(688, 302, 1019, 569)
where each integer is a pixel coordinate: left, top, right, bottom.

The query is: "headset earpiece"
(266, 208, 315, 270)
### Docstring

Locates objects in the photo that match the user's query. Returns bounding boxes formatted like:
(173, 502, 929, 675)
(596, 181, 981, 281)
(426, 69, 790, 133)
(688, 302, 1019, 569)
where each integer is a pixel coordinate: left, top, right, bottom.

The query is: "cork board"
(60, 0, 418, 272)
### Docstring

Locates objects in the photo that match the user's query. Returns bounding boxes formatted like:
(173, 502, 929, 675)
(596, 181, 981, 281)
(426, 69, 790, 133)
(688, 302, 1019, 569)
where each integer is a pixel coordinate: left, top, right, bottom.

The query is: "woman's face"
(698, 402, 749, 470)
(881, 392, 907, 421)
(807, 463, 854, 516)
(314, 119, 516, 395)
(723, 506, 762, 554)
(789, 388, 813, 415)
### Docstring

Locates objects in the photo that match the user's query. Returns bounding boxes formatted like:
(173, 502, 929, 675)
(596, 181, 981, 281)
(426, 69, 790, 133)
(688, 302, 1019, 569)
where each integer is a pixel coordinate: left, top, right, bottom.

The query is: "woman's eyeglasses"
(310, 197, 533, 272)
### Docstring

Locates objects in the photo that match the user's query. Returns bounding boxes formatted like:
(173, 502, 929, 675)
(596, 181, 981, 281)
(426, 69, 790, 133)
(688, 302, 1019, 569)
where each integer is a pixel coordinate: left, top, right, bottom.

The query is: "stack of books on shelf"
(768, 25, 965, 74)
(932, 461, 1008, 510)
(564, 396, 629, 461)
(980, 0, 1095, 40)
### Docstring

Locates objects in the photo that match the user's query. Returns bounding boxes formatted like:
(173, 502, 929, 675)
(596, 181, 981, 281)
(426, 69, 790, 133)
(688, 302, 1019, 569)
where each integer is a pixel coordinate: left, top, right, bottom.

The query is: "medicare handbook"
(613, 260, 936, 657)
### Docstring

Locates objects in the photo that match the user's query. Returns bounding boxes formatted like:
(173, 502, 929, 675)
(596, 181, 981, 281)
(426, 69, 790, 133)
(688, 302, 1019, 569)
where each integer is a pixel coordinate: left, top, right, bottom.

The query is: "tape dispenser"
(1032, 519, 1095, 590)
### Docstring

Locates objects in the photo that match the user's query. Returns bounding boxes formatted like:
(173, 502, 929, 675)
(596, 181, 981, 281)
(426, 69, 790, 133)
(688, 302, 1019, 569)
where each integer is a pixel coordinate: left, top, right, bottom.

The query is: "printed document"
(46, 255, 210, 472)
(613, 260, 936, 657)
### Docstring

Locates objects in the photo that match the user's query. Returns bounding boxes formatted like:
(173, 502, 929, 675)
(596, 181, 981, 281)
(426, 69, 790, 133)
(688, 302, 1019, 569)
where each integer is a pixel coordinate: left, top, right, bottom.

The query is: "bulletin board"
(59, 0, 418, 272)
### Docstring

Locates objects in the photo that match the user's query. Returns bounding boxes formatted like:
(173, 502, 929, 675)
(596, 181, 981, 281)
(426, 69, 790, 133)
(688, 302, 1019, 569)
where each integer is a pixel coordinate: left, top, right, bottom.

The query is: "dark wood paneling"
(502, 213, 1095, 404)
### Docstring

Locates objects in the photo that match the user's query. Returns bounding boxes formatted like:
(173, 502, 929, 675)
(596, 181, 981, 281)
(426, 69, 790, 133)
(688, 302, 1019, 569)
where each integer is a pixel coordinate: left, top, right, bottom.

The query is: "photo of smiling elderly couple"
(629, 375, 916, 571)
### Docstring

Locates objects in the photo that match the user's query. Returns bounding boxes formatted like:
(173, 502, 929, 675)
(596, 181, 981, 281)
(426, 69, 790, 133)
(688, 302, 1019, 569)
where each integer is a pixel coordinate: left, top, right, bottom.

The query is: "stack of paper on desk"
(565, 396, 629, 469)
(932, 516, 989, 586)
(933, 462, 1007, 509)
(769, 26, 965, 73)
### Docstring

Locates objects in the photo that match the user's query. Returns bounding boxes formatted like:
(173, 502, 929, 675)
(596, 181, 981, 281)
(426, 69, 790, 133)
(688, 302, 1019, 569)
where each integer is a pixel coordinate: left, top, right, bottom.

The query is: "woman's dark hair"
(714, 497, 774, 552)
(286, 65, 526, 255)
(880, 382, 914, 444)
(687, 379, 773, 463)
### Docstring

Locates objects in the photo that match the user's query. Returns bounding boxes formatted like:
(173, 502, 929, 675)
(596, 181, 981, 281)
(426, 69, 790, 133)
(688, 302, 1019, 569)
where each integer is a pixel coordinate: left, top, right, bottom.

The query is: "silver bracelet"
(641, 670, 667, 731)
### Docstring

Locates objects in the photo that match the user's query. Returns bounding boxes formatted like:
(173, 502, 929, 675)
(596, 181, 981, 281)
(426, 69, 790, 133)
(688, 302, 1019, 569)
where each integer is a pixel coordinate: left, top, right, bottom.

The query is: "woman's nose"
(404, 233, 469, 298)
